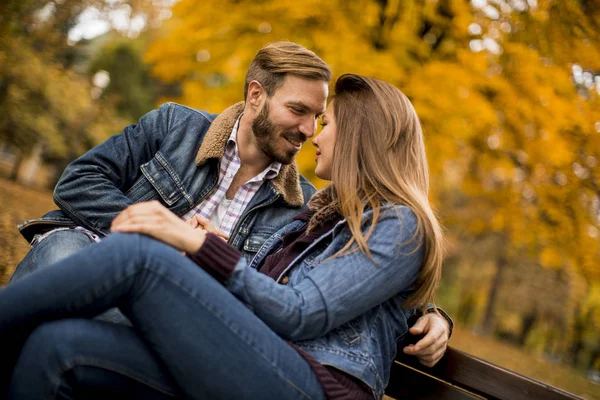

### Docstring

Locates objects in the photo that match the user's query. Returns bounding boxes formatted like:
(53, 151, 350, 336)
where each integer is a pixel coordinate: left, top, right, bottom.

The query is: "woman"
(0, 74, 443, 399)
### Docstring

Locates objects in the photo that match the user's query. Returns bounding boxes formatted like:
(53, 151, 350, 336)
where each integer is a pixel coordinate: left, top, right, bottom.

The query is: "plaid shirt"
(182, 118, 281, 236)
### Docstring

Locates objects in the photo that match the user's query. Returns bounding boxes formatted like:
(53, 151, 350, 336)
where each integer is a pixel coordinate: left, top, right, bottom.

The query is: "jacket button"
(281, 276, 289, 285)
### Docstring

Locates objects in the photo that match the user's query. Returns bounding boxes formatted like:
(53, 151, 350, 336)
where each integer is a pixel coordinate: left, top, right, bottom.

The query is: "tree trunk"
(568, 305, 585, 367)
(482, 254, 507, 334)
(518, 310, 537, 346)
(8, 151, 23, 181)
(18, 142, 44, 186)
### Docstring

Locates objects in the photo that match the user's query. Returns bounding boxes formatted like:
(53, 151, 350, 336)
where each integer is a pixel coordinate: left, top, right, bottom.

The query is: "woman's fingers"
(110, 203, 218, 252)
(112, 201, 171, 231)
(195, 216, 229, 239)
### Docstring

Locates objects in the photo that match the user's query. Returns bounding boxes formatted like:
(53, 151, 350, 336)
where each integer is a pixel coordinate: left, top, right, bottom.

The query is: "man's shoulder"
(159, 102, 219, 125)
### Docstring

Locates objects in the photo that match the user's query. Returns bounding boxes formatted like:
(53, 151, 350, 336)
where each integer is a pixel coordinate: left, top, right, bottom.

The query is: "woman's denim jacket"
(18, 102, 316, 262)
(227, 205, 423, 399)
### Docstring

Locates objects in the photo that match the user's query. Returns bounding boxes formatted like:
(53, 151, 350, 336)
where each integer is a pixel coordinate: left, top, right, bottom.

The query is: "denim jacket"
(18, 102, 316, 262)
(227, 205, 423, 399)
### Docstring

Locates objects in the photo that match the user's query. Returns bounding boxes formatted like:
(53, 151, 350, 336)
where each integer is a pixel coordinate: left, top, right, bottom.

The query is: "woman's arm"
(196, 206, 423, 341)
(111, 202, 425, 343)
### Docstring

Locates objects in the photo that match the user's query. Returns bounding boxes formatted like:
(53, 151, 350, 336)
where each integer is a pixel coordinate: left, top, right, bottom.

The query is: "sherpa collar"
(306, 185, 341, 232)
(194, 102, 305, 207)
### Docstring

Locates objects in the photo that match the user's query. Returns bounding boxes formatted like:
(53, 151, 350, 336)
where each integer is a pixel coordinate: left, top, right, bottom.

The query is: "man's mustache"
(283, 131, 307, 143)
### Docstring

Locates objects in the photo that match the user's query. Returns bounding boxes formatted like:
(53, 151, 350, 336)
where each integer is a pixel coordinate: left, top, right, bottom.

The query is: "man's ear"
(247, 80, 266, 110)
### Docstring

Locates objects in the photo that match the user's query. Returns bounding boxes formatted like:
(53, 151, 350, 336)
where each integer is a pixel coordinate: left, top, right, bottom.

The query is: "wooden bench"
(384, 346, 584, 399)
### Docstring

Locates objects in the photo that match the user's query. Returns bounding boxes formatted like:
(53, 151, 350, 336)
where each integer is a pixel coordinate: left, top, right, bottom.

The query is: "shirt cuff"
(187, 233, 242, 284)
(426, 306, 454, 338)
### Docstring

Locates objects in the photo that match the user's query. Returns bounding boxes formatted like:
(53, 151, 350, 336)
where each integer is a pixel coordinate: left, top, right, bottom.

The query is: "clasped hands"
(110, 200, 449, 367)
(110, 200, 228, 255)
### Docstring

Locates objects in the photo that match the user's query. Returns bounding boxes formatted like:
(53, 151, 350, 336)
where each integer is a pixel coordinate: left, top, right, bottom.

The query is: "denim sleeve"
(53, 103, 173, 236)
(227, 206, 424, 341)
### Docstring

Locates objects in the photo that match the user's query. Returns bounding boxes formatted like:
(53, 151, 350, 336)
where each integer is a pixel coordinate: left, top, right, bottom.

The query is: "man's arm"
(403, 308, 453, 367)
(53, 103, 173, 236)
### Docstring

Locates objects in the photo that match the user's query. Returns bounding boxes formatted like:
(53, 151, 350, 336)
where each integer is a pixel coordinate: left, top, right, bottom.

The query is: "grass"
(0, 177, 55, 284)
(1, 176, 598, 399)
(450, 327, 599, 399)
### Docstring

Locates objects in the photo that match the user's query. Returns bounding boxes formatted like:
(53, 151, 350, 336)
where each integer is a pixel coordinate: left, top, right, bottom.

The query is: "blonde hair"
(244, 41, 331, 99)
(331, 74, 444, 309)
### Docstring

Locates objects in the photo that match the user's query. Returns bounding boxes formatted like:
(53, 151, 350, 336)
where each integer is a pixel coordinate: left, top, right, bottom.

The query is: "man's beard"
(252, 101, 305, 165)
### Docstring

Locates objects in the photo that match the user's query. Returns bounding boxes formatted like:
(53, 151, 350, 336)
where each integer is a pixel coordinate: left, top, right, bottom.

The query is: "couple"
(2, 42, 449, 399)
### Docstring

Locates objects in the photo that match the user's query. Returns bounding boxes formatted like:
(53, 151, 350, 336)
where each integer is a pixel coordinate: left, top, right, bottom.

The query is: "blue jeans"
(11, 229, 95, 281)
(0, 233, 325, 400)
(11, 229, 130, 325)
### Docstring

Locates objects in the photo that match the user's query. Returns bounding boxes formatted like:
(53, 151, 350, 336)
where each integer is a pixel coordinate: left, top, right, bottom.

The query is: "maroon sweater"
(189, 209, 374, 400)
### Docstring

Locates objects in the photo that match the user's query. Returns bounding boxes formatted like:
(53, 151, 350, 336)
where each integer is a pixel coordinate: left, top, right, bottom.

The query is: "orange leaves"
(407, 61, 497, 141)
(539, 247, 563, 269)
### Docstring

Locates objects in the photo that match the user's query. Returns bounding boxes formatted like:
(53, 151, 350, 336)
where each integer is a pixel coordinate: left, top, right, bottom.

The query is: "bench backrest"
(384, 347, 585, 400)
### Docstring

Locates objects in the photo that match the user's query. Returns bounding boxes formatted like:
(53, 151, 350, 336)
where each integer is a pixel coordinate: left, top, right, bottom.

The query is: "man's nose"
(299, 117, 317, 138)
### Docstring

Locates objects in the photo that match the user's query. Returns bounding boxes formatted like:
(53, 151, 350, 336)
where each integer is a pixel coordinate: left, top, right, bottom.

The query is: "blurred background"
(0, 0, 599, 397)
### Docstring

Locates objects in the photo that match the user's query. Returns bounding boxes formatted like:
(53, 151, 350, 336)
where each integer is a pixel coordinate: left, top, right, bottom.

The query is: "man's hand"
(111, 201, 206, 254)
(403, 312, 449, 367)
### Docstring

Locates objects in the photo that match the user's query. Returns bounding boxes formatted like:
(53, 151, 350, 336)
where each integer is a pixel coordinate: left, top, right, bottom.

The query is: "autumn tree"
(0, 0, 169, 184)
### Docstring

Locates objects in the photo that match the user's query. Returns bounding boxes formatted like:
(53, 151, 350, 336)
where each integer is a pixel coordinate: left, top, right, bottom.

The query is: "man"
(13, 41, 449, 367)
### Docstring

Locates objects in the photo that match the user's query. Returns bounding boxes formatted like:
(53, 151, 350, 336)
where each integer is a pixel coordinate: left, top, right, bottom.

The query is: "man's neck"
(237, 112, 273, 175)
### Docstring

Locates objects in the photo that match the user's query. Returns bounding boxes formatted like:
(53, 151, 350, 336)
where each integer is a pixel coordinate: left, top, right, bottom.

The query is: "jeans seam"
(52, 355, 177, 397)
(138, 259, 318, 400)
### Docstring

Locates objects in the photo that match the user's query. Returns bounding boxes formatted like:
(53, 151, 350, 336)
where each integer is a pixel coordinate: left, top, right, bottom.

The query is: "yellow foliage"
(539, 247, 563, 269)
(0, 36, 104, 158)
(491, 213, 504, 232)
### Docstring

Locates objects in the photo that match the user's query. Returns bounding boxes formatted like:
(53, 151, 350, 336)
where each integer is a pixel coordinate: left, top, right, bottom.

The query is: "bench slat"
(387, 347, 584, 400)
(385, 360, 484, 399)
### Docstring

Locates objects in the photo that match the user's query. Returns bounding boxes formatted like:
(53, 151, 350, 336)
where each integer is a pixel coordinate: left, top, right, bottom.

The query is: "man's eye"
(291, 108, 302, 114)
(320, 122, 327, 128)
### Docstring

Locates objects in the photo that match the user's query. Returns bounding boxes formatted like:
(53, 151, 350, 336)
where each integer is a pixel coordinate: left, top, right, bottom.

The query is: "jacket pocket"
(243, 231, 275, 253)
(242, 231, 277, 266)
(334, 320, 362, 346)
(127, 153, 184, 206)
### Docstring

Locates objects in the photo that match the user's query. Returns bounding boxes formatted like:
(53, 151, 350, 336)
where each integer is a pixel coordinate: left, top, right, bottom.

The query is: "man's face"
(252, 75, 328, 165)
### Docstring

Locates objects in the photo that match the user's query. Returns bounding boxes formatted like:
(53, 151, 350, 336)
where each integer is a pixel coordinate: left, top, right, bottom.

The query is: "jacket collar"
(195, 101, 305, 207)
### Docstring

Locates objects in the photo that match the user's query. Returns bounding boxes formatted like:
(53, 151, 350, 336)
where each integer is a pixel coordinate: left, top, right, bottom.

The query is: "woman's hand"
(187, 215, 229, 241)
(403, 313, 449, 367)
(111, 201, 206, 254)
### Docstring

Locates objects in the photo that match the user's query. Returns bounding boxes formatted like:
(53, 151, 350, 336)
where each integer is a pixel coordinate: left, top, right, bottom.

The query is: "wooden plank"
(385, 360, 485, 399)
(393, 347, 585, 400)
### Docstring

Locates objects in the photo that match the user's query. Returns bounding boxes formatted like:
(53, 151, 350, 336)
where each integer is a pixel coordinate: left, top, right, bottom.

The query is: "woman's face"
(312, 101, 337, 181)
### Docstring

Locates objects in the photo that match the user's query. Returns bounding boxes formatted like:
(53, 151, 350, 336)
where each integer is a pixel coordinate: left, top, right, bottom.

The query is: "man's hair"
(244, 41, 331, 99)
